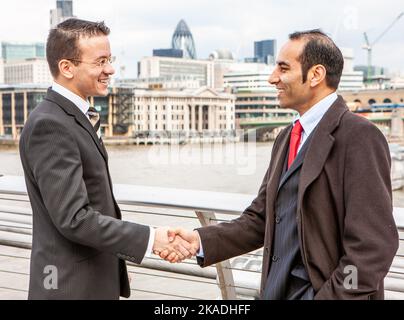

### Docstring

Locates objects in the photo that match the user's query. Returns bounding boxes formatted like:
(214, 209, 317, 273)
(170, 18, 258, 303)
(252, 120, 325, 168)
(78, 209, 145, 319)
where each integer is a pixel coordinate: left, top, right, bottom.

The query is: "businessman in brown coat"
(162, 30, 399, 299)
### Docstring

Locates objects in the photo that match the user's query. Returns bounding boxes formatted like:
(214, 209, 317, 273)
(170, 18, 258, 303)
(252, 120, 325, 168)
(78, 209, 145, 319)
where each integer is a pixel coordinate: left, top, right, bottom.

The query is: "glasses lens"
(95, 58, 105, 67)
(98, 57, 114, 67)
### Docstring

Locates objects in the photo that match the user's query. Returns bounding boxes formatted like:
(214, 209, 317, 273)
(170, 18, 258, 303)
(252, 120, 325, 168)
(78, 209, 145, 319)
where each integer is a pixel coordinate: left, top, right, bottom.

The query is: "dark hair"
(289, 29, 344, 89)
(46, 18, 110, 77)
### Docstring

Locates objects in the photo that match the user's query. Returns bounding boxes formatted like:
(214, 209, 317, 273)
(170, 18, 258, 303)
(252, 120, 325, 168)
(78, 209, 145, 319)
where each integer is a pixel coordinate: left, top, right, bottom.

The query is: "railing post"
(391, 108, 404, 139)
(195, 210, 237, 300)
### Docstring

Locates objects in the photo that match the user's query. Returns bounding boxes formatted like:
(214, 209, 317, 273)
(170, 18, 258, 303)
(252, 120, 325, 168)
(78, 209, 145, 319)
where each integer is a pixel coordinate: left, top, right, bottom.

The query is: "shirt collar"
(294, 92, 338, 136)
(52, 82, 90, 116)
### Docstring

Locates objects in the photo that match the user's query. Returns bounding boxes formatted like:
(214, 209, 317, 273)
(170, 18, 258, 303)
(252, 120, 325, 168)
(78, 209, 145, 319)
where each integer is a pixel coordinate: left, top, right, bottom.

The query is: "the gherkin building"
(171, 19, 197, 59)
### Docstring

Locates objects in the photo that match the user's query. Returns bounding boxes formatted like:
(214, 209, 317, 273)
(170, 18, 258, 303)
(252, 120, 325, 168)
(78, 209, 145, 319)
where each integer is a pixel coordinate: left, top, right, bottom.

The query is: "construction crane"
(362, 12, 403, 81)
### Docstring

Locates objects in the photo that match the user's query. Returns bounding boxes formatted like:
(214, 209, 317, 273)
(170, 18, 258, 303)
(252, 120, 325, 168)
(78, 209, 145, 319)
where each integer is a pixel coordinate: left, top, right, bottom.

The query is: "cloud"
(1, 0, 403, 77)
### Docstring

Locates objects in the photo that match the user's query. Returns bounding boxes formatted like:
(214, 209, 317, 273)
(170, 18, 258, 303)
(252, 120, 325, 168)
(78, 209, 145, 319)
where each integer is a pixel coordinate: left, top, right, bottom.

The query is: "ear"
(309, 64, 326, 87)
(58, 59, 75, 80)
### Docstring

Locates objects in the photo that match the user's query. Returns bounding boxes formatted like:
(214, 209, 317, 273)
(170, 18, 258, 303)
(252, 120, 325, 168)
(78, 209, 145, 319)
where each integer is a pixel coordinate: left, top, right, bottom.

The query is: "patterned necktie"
(287, 120, 303, 169)
(87, 106, 100, 133)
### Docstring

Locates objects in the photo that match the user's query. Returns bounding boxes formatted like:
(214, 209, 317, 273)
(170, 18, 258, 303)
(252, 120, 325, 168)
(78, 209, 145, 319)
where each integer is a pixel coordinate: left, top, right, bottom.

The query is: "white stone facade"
(127, 87, 235, 134)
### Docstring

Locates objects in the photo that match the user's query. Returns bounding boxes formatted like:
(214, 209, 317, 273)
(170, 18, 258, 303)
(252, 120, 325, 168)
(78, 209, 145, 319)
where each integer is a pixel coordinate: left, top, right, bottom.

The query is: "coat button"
(275, 216, 281, 224)
(272, 255, 279, 262)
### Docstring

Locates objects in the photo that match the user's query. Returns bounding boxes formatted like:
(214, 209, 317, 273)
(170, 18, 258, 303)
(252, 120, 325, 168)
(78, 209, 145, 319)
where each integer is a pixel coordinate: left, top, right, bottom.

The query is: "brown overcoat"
(197, 96, 399, 299)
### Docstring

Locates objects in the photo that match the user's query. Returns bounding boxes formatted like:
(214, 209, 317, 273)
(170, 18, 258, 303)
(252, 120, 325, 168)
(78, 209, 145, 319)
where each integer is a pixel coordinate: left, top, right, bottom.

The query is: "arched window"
(383, 98, 392, 103)
(368, 99, 376, 105)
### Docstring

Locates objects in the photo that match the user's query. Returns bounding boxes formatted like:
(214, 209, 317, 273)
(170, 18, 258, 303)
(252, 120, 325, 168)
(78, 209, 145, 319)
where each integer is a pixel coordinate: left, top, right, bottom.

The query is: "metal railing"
(0, 174, 403, 300)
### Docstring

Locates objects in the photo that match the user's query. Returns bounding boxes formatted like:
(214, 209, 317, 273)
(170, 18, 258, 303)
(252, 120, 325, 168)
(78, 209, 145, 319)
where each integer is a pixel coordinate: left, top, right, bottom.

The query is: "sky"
(1, 0, 403, 78)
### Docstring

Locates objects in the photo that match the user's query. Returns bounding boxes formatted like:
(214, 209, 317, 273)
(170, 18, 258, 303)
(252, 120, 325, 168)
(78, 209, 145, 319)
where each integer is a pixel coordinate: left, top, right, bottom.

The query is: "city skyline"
(1, 0, 403, 78)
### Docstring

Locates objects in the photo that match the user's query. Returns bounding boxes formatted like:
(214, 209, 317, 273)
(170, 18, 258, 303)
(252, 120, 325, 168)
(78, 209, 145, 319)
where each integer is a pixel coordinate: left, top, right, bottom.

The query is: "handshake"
(152, 227, 201, 263)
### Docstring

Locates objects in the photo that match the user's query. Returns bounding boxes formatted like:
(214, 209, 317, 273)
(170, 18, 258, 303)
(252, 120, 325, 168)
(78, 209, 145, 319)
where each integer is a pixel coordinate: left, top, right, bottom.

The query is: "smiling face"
(268, 39, 312, 114)
(70, 35, 115, 100)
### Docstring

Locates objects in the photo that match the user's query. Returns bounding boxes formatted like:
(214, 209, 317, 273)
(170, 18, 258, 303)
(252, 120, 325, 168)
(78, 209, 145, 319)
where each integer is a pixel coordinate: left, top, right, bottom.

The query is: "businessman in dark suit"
(19, 18, 192, 300)
(162, 30, 399, 299)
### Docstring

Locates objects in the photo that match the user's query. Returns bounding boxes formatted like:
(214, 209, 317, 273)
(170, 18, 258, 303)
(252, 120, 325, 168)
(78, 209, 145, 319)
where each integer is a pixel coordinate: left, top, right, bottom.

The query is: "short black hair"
(289, 29, 344, 89)
(46, 18, 110, 77)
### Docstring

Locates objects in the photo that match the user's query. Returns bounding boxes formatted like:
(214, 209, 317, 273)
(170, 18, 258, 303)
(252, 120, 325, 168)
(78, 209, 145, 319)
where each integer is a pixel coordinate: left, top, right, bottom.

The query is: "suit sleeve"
(26, 118, 150, 264)
(195, 132, 285, 267)
(314, 121, 399, 299)
(196, 167, 269, 267)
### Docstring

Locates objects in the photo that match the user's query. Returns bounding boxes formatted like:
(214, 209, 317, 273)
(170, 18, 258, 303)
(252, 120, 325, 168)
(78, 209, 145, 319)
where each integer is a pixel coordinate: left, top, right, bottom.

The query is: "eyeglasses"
(67, 56, 116, 68)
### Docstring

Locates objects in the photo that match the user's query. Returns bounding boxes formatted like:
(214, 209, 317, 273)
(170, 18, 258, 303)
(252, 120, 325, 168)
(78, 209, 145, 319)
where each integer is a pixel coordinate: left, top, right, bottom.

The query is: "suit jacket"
(197, 96, 399, 299)
(263, 131, 314, 300)
(19, 88, 150, 300)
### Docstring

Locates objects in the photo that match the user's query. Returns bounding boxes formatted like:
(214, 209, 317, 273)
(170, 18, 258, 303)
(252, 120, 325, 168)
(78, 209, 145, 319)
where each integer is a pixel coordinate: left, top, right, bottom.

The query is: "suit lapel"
(277, 128, 316, 191)
(44, 88, 108, 162)
(297, 96, 349, 209)
(265, 125, 292, 232)
(99, 138, 109, 162)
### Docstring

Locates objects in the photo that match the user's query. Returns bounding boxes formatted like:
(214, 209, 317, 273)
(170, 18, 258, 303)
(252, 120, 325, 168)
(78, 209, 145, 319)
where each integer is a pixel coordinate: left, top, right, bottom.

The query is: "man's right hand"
(152, 227, 196, 263)
(158, 228, 201, 262)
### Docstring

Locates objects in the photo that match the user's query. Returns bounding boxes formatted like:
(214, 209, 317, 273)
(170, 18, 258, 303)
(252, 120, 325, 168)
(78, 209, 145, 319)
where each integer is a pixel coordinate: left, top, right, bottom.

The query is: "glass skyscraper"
(254, 39, 277, 64)
(1, 42, 45, 62)
(50, 0, 74, 29)
(57, 0, 73, 17)
(171, 20, 197, 59)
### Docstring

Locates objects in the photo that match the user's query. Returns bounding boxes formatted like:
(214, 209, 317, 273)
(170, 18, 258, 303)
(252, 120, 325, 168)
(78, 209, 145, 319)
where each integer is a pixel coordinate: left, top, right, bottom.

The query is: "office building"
(153, 49, 184, 58)
(223, 68, 296, 125)
(0, 59, 4, 84)
(138, 56, 214, 87)
(171, 19, 196, 59)
(4, 58, 52, 85)
(224, 69, 274, 92)
(0, 85, 48, 137)
(338, 48, 364, 91)
(116, 75, 201, 90)
(354, 65, 388, 78)
(1, 42, 45, 63)
(209, 49, 269, 89)
(50, 0, 74, 29)
(254, 39, 277, 65)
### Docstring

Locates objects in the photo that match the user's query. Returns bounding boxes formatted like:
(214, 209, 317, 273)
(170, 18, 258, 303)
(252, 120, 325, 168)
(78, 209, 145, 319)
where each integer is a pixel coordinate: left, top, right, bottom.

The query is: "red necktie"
(287, 120, 303, 169)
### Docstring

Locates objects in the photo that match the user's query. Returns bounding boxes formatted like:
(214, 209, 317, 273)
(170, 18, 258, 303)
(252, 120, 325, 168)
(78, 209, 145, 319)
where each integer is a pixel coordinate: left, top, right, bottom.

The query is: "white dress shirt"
(52, 82, 104, 138)
(51, 82, 155, 259)
(295, 92, 338, 152)
(197, 92, 338, 258)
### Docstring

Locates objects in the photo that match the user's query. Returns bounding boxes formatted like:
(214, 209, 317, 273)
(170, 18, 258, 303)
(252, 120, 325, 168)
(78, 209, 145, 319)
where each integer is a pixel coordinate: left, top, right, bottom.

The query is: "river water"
(1, 142, 404, 207)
